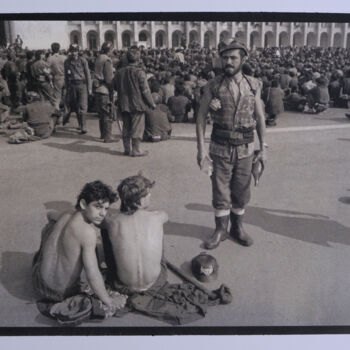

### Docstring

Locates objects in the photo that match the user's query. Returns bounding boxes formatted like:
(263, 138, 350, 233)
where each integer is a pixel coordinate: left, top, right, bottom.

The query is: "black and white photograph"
(1, 3, 350, 344)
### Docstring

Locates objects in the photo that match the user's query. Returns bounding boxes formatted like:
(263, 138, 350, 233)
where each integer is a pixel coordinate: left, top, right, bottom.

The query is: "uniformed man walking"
(196, 40, 267, 249)
(64, 44, 92, 134)
(94, 41, 117, 143)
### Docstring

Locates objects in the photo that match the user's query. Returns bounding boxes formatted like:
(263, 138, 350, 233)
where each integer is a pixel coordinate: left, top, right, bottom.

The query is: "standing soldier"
(64, 44, 92, 134)
(31, 50, 54, 105)
(196, 40, 267, 250)
(2, 52, 21, 108)
(114, 46, 156, 156)
(94, 41, 116, 143)
(47, 42, 66, 124)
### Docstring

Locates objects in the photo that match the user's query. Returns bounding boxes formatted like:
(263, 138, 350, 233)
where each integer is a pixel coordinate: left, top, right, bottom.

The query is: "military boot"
(99, 118, 105, 139)
(103, 120, 118, 143)
(230, 212, 253, 247)
(123, 137, 131, 156)
(77, 113, 87, 134)
(204, 215, 229, 250)
(131, 138, 148, 157)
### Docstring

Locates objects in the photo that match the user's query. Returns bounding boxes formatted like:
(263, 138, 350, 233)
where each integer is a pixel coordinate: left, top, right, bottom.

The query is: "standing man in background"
(64, 44, 91, 134)
(196, 40, 267, 250)
(47, 42, 66, 125)
(114, 46, 155, 156)
(94, 41, 117, 143)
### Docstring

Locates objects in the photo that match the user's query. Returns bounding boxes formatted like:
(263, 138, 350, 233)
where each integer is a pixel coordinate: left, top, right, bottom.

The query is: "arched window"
(122, 32, 131, 48)
(104, 31, 115, 45)
(87, 31, 98, 50)
(139, 31, 148, 42)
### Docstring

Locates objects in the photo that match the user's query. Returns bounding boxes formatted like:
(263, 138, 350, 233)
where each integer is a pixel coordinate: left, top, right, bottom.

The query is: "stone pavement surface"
(0, 108, 350, 328)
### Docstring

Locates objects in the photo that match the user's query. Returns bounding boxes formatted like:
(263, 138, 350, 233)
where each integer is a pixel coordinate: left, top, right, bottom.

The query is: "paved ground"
(0, 107, 350, 329)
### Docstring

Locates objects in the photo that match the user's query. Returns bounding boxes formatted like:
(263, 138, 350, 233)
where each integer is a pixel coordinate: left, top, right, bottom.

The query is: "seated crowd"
(1, 42, 350, 141)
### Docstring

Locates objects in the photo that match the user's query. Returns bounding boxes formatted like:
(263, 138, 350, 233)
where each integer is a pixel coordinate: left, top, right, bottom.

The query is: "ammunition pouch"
(211, 124, 255, 146)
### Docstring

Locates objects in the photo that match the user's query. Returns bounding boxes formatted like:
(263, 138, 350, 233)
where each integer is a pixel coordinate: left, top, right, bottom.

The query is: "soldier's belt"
(69, 80, 86, 84)
(211, 126, 254, 146)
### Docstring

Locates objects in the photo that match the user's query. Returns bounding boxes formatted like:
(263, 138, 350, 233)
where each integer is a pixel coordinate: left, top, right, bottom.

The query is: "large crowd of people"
(1, 39, 350, 144)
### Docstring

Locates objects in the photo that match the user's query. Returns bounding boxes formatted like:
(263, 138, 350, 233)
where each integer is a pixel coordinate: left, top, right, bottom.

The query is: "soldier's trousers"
(95, 93, 112, 140)
(209, 141, 254, 211)
(66, 82, 88, 131)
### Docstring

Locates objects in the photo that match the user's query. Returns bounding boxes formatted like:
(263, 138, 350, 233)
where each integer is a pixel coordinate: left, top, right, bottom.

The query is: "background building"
(2, 20, 350, 50)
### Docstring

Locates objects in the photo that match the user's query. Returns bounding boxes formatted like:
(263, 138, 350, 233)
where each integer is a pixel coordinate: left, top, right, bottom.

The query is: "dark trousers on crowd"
(95, 93, 113, 141)
(52, 77, 65, 111)
(37, 82, 55, 106)
(121, 111, 145, 153)
(8, 79, 22, 108)
(66, 82, 88, 132)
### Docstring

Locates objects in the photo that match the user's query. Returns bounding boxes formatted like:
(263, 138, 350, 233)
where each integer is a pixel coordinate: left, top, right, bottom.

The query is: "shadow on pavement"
(34, 313, 59, 326)
(164, 221, 212, 244)
(339, 197, 350, 205)
(52, 128, 100, 142)
(337, 138, 350, 142)
(0, 251, 37, 302)
(185, 203, 350, 247)
(313, 116, 348, 123)
(42, 140, 124, 156)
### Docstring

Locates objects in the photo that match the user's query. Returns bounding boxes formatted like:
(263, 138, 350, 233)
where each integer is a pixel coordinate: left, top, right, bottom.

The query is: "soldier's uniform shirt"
(202, 72, 260, 211)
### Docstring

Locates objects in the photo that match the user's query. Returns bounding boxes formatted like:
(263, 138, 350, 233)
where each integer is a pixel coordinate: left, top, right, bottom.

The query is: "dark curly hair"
(117, 174, 155, 215)
(75, 180, 118, 210)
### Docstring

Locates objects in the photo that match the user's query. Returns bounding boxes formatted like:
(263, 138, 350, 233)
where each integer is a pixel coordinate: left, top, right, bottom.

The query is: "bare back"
(40, 211, 94, 295)
(105, 210, 168, 291)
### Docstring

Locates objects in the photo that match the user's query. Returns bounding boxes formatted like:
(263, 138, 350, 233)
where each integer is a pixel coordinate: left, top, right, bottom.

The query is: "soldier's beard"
(225, 62, 243, 77)
(224, 65, 240, 77)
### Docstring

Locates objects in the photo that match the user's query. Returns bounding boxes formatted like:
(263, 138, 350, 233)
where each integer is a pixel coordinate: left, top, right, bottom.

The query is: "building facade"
(2, 21, 350, 50)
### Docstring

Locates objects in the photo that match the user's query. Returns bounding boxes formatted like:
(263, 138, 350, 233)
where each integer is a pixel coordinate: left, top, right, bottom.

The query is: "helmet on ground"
(191, 252, 219, 283)
(219, 39, 249, 57)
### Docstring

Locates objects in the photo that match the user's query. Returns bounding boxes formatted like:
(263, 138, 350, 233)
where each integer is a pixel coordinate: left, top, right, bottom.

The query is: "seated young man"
(143, 92, 172, 142)
(32, 180, 127, 314)
(102, 174, 169, 294)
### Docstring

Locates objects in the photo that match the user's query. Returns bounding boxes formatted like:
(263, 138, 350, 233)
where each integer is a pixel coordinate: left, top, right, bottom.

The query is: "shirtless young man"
(103, 174, 168, 293)
(32, 180, 127, 312)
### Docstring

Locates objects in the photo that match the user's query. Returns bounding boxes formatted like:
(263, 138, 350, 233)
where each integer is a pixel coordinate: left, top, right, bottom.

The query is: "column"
(115, 21, 122, 50)
(150, 21, 155, 48)
(199, 21, 205, 47)
(275, 22, 280, 46)
(289, 22, 293, 46)
(246, 22, 251, 47)
(215, 21, 220, 48)
(341, 23, 348, 49)
(330, 23, 335, 47)
(81, 21, 87, 50)
(167, 22, 172, 48)
(316, 23, 321, 46)
(342, 26, 348, 49)
(260, 22, 265, 47)
(185, 21, 190, 49)
(98, 21, 104, 49)
(4, 21, 12, 45)
(303, 23, 308, 46)
(133, 21, 138, 44)
(231, 21, 235, 38)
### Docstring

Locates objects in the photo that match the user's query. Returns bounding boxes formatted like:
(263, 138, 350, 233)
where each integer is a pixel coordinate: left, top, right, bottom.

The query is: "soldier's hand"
(197, 149, 212, 169)
(209, 98, 221, 111)
(88, 89, 92, 96)
(253, 148, 267, 167)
